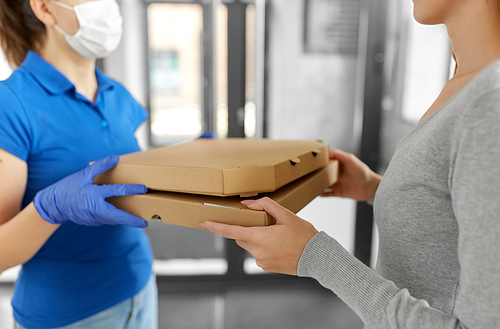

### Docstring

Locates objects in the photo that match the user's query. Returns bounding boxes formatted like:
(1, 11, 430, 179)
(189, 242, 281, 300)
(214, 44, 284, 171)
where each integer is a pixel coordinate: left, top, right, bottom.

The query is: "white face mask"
(51, 0, 123, 60)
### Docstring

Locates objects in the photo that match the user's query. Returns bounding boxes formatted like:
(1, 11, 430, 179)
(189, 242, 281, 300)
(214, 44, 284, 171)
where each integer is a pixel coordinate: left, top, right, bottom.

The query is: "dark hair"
(0, 0, 45, 68)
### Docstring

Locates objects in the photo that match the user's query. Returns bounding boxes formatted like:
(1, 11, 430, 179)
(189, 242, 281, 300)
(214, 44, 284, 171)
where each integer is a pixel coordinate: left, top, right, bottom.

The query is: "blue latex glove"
(198, 131, 215, 139)
(33, 155, 148, 228)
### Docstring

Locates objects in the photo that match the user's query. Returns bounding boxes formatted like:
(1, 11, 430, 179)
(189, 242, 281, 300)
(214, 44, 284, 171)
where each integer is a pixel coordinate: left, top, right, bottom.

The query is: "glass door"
(144, 0, 267, 283)
(148, 3, 205, 145)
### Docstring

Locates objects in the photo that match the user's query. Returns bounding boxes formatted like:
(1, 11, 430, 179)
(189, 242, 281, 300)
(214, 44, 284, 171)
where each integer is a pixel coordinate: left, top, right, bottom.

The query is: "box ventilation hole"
(151, 215, 162, 222)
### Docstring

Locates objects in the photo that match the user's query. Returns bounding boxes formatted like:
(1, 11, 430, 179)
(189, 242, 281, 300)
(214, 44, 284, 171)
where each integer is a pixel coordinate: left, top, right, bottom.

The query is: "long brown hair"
(0, 0, 45, 68)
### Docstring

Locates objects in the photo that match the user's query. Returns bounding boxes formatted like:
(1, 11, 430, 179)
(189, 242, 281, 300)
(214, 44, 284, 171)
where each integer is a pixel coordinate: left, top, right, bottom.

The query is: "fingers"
(86, 155, 120, 179)
(104, 203, 149, 228)
(199, 221, 252, 241)
(329, 149, 353, 162)
(98, 184, 148, 198)
(244, 197, 294, 225)
(199, 222, 257, 256)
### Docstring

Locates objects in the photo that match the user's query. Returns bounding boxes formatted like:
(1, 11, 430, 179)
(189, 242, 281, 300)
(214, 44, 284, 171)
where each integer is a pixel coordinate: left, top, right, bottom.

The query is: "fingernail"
(241, 200, 255, 205)
(199, 222, 208, 229)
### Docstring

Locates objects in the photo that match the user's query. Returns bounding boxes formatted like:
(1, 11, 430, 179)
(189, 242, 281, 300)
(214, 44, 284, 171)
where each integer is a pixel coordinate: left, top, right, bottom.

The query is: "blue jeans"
(14, 274, 158, 329)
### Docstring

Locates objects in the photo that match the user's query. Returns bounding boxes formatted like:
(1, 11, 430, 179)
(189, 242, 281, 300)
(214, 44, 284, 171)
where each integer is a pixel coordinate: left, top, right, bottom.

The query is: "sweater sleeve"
(298, 233, 462, 328)
(298, 92, 500, 329)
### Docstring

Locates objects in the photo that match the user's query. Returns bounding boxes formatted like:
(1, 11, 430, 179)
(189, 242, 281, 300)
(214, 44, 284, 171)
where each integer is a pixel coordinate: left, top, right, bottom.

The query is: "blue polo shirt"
(0, 51, 153, 328)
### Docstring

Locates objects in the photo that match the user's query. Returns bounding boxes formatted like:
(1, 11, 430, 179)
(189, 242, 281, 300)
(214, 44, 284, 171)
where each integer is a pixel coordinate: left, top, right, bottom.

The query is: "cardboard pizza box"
(95, 138, 329, 197)
(107, 160, 338, 229)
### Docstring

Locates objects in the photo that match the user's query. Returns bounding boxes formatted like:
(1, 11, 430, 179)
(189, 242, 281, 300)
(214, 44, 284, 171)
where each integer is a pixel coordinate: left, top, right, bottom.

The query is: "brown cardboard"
(107, 160, 338, 229)
(95, 138, 329, 197)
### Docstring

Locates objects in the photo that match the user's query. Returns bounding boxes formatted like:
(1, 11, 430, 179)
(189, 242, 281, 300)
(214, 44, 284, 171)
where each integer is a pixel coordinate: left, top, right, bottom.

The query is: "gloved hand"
(33, 155, 148, 228)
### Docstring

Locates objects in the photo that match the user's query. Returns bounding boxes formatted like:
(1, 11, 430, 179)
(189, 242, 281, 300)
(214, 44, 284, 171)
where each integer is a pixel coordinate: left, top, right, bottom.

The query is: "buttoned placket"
(73, 88, 110, 131)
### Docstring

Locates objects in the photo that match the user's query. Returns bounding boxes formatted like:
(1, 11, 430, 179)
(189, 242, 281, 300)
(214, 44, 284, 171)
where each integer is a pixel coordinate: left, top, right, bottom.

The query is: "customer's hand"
(200, 197, 318, 276)
(321, 149, 381, 201)
(34, 155, 148, 228)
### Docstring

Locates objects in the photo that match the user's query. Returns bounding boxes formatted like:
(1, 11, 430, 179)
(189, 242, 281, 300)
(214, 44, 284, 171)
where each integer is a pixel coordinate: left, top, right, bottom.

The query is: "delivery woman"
(0, 0, 157, 328)
(201, 0, 500, 328)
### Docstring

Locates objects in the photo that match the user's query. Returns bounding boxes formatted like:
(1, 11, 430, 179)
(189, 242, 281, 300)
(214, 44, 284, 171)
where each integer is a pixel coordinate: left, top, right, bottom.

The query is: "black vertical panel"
(227, 1, 247, 139)
(262, 0, 270, 139)
(202, 3, 215, 133)
(354, 0, 388, 267)
(226, 0, 247, 278)
(225, 240, 246, 278)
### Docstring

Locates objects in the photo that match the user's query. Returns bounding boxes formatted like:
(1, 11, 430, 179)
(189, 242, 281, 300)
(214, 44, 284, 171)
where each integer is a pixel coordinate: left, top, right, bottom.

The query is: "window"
(148, 3, 204, 145)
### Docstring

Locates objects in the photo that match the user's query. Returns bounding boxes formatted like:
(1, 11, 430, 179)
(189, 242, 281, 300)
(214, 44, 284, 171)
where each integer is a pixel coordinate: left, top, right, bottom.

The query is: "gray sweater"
(298, 60, 500, 328)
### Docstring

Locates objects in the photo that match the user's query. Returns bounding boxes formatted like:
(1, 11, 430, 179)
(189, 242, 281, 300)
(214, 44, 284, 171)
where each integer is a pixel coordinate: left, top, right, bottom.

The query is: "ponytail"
(0, 0, 45, 68)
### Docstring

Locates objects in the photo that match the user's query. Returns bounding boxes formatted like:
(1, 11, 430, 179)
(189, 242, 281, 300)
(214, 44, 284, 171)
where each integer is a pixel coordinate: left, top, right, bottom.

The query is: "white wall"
(0, 51, 12, 80)
(105, 0, 150, 150)
(266, 0, 359, 254)
(267, 0, 358, 152)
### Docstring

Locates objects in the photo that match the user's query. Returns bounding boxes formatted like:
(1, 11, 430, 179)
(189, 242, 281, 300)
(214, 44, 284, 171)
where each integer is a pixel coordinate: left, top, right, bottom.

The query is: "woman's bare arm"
(0, 148, 59, 273)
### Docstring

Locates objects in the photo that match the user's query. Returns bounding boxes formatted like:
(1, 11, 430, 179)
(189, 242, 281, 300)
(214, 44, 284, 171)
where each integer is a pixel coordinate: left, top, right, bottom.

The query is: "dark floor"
(1, 281, 363, 329)
(158, 286, 363, 329)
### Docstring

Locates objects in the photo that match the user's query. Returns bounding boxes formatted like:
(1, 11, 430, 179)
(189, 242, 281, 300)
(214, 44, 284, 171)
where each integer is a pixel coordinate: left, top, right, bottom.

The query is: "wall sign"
(304, 0, 361, 55)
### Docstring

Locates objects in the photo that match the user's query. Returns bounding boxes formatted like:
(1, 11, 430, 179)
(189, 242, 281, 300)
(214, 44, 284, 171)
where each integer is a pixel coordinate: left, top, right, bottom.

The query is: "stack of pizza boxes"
(95, 139, 338, 228)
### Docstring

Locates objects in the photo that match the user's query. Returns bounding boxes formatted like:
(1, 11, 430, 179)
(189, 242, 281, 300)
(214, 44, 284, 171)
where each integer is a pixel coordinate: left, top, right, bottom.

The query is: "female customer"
(201, 0, 500, 327)
(0, 0, 157, 328)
